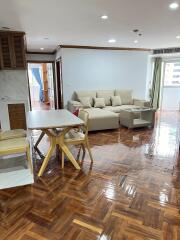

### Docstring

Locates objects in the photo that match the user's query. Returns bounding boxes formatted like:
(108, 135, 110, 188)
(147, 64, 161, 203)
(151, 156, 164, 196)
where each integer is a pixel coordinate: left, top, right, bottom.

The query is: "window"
(164, 62, 180, 86)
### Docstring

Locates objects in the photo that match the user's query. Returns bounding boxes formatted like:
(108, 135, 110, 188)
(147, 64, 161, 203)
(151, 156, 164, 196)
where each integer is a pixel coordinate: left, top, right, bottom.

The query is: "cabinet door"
(8, 103, 27, 130)
(0, 34, 13, 69)
(11, 34, 26, 69)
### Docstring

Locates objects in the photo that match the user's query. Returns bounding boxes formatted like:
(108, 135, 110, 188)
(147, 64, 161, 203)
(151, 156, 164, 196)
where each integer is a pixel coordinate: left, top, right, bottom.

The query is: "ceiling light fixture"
(40, 47, 44, 50)
(101, 15, 108, 19)
(133, 29, 139, 33)
(108, 39, 116, 43)
(176, 35, 180, 39)
(1, 26, 10, 30)
(134, 40, 138, 43)
(169, 2, 179, 9)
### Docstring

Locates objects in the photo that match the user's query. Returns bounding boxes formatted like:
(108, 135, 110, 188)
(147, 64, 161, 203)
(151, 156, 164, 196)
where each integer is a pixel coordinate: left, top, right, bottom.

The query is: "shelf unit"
(0, 31, 26, 70)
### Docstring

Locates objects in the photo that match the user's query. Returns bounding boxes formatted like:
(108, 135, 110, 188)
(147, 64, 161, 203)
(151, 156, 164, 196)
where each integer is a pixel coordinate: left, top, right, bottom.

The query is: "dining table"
(26, 109, 84, 177)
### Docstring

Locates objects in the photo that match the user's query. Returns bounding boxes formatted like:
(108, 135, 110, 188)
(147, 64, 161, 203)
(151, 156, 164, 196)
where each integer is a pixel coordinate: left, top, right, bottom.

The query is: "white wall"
(0, 70, 29, 101)
(61, 48, 150, 106)
(0, 70, 29, 130)
(161, 87, 180, 111)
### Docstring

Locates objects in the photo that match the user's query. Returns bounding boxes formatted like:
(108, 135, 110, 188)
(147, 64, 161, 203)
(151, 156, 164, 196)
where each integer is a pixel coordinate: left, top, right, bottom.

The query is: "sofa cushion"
(104, 105, 140, 113)
(75, 91, 96, 106)
(115, 90, 133, 105)
(85, 108, 117, 118)
(111, 96, 122, 106)
(79, 97, 91, 108)
(85, 108, 119, 131)
(94, 98, 106, 108)
(96, 90, 114, 106)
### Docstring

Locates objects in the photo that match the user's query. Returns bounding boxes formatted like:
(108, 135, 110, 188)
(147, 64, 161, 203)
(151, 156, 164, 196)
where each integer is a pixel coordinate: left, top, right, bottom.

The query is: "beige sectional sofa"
(68, 90, 150, 131)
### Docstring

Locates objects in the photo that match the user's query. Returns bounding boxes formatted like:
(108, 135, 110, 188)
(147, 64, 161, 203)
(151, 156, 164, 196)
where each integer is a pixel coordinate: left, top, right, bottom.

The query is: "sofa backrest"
(74, 89, 133, 106)
(75, 90, 96, 106)
(115, 89, 133, 105)
(96, 90, 115, 106)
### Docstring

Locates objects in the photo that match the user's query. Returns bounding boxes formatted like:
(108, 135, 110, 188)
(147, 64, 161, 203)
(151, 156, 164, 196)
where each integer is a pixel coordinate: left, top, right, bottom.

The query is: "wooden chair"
(0, 129, 26, 140)
(61, 109, 93, 168)
(0, 137, 33, 173)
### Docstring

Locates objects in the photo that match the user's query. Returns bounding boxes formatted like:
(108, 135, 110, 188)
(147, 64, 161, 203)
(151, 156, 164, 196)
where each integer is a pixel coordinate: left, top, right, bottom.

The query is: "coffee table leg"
(38, 135, 56, 177)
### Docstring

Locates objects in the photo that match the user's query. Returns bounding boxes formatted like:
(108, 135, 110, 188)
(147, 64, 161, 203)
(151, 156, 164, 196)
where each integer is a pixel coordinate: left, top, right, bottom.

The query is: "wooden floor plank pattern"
(0, 111, 180, 239)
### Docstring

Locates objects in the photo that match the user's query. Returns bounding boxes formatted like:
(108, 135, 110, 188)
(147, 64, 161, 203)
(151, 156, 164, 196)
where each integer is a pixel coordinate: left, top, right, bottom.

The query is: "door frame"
(55, 57, 64, 109)
(27, 60, 56, 110)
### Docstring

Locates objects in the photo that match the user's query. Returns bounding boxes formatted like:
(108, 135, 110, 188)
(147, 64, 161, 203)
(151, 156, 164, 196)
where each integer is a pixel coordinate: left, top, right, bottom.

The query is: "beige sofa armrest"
(133, 99, 150, 108)
(68, 100, 83, 112)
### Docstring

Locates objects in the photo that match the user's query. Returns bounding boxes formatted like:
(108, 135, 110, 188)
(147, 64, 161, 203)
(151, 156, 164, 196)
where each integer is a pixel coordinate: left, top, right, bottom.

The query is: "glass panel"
(164, 62, 180, 86)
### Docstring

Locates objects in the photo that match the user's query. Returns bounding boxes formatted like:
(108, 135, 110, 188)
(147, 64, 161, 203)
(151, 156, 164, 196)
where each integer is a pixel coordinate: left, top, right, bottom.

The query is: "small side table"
(120, 108, 156, 129)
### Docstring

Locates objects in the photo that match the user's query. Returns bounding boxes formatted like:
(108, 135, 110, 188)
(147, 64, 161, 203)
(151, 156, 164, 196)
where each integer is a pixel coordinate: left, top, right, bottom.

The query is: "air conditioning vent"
(153, 48, 180, 54)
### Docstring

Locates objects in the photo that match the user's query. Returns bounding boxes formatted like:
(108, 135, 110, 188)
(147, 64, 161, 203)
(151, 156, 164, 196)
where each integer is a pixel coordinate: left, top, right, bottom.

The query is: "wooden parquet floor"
(0, 111, 180, 240)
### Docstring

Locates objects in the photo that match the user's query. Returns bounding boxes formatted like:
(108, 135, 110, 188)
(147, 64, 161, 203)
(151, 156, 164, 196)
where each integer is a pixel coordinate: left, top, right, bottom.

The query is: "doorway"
(27, 62, 55, 110)
(161, 61, 180, 111)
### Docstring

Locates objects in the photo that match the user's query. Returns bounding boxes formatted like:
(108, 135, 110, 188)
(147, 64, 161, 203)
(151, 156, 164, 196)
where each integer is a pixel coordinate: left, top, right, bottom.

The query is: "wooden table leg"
(58, 127, 81, 170)
(37, 127, 80, 176)
(34, 131, 46, 158)
(60, 143, 80, 170)
(35, 131, 45, 149)
(38, 135, 56, 177)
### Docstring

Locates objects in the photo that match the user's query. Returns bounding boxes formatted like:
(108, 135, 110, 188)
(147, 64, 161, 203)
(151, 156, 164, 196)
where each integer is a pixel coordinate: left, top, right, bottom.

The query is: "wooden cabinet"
(0, 31, 26, 70)
(8, 103, 27, 130)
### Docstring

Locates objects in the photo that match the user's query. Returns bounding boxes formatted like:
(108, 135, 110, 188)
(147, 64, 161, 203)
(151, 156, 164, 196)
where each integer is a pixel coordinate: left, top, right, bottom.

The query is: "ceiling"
(0, 0, 180, 51)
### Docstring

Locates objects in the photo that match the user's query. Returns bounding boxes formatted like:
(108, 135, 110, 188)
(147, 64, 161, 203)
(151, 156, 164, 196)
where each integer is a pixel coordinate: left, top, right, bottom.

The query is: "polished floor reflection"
(0, 111, 180, 240)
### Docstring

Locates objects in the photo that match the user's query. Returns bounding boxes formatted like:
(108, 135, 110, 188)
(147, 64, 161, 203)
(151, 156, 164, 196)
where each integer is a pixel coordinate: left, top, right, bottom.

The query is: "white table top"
(124, 108, 153, 113)
(26, 109, 84, 130)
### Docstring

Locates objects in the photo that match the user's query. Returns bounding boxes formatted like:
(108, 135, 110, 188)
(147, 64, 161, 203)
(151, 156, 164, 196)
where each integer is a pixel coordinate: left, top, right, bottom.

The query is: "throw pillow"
(75, 91, 96, 106)
(94, 98, 106, 108)
(73, 108, 80, 116)
(111, 96, 122, 106)
(79, 97, 91, 108)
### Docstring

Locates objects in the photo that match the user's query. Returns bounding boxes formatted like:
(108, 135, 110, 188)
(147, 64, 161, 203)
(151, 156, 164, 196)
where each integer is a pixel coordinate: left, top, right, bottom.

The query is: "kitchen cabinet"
(0, 31, 26, 69)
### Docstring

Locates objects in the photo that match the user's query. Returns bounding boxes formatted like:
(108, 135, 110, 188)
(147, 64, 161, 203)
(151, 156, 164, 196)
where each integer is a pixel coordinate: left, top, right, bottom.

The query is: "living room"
(0, 0, 180, 239)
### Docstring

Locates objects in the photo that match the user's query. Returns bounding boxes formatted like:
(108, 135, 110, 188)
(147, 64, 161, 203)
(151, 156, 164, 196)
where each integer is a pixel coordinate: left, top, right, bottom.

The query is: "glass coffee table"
(120, 108, 156, 129)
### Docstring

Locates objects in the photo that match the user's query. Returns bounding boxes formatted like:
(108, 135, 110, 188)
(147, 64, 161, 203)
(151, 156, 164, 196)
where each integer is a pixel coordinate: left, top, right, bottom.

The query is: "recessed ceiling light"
(133, 29, 139, 33)
(169, 2, 179, 9)
(1, 26, 10, 30)
(44, 37, 49, 40)
(40, 47, 44, 50)
(176, 35, 180, 39)
(134, 40, 138, 44)
(108, 39, 116, 43)
(101, 15, 108, 19)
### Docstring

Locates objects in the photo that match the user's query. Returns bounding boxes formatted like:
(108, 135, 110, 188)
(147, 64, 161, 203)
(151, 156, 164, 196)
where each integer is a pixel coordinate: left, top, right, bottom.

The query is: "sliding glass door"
(161, 61, 180, 111)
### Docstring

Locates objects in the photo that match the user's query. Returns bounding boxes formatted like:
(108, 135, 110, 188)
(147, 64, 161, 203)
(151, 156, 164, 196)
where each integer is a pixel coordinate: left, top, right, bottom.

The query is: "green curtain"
(150, 57, 162, 109)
